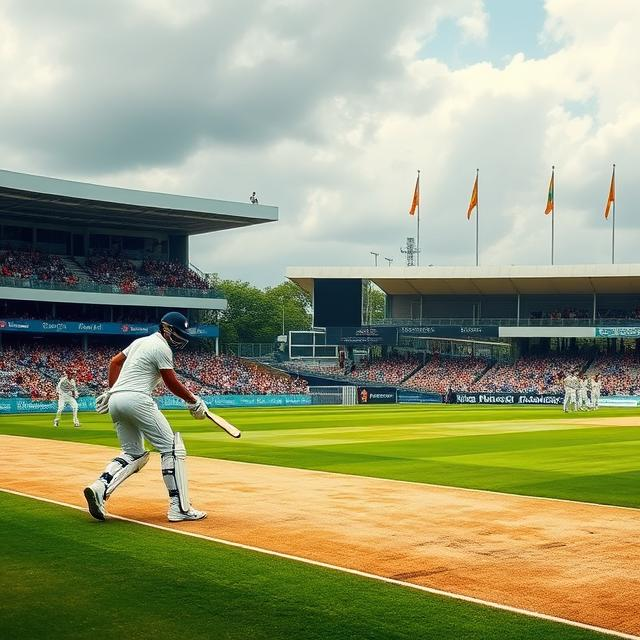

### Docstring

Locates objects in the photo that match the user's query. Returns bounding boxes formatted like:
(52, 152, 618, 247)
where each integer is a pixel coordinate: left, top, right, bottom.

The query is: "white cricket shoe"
(53, 419, 59, 427)
(73, 421, 81, 428)
(167, 498, 207, 522)
(84, 481, 107, 521)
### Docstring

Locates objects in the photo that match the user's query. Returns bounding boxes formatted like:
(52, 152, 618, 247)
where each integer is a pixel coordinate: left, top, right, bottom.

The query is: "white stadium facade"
(286, 265, 640, 361)
(0, 169, 277, 352)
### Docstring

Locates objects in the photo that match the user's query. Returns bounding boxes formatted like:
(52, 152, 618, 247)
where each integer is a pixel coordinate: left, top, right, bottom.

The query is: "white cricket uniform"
(591, 379, 601, 409)
(109, 332, 175, 456)
(562, 375, 577, 412)
(578, 379, 589, 410)
(56, 376, 79, 421)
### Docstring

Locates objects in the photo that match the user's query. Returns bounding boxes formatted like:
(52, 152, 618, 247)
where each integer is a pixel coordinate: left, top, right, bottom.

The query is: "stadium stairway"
(399, 362, 425, 384)
(473, 359, 497, 384)
(61, 257, 92, 284)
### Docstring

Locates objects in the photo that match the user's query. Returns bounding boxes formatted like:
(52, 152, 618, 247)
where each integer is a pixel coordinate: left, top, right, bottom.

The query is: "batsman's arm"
(160, 368, 197, 404)
(108, 352, 127, 387)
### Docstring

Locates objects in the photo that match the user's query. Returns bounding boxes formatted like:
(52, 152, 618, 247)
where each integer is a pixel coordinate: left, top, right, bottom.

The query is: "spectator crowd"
(403, 354, 488, 394)
(0, 344, 307, 400)
(1, 249, 211, 295)
(1, 250, 77, 285)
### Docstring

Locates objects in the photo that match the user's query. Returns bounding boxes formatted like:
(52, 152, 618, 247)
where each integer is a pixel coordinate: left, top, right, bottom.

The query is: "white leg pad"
(161, 432, 190, 513)
(101, 451, 150, 498)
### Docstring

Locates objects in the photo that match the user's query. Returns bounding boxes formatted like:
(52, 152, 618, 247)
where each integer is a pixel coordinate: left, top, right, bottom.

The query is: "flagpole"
(416, 170, 420, 267)
(551, 165, 555, 266)
(611, 163, 616, 264)
(475, 168, 479, 266)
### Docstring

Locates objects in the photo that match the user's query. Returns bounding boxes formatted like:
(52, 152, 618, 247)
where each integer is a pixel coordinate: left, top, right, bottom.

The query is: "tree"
(203, 276, 311, 344)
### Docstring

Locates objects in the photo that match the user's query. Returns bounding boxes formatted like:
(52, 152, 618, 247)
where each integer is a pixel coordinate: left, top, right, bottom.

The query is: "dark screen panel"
(314, 279, 362, 327)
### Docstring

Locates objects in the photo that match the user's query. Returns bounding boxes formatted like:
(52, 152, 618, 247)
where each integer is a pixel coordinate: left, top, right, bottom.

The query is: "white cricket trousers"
(108, 391, 175, 456)
(563, 390, 577, 411)
(57, 394, 78, 420)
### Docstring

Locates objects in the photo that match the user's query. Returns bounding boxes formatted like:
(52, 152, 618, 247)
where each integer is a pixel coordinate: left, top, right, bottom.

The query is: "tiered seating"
(404, 355, 488, 394)
(84, 254, 147, 291)
(1, 249, 213, 295)
(473, 354, 588, 394)
(0, 344, 308, 399)
(176, 352, 308, 395)
(142, 260, 209, 290)
(0, 250, 77, 285)
(586, 352, 640, 395)
(340, 355, 421, 384)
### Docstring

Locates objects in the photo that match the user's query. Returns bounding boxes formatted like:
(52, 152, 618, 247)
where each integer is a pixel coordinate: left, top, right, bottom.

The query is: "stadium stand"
(1, 250, 77, 285)
(1, 249, 213, 296)
(280, 355, 421, 385)
(586, 352, 640, 395)
(472, 353, 589, 394)
(403, 354, 489, 394)
(0, 344, 307, 400)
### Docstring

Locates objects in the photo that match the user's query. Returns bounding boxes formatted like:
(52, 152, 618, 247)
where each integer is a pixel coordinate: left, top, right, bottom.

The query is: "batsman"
(84, 311, 209, 523)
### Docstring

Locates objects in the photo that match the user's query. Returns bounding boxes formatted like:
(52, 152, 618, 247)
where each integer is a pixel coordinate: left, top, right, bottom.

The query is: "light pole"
(280, 297, 285, 336)
(384, 257, 393, 266)
(370, 251, 379, 266)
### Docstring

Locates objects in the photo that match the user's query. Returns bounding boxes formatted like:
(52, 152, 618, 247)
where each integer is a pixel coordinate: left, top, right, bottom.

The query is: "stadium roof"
(0, 169, 277, 235)
(287, 265, 640, 295)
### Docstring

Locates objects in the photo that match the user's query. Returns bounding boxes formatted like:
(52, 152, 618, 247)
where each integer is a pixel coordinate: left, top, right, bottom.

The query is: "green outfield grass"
(1, 404, 639, 507)
(0, 491, 613, 640)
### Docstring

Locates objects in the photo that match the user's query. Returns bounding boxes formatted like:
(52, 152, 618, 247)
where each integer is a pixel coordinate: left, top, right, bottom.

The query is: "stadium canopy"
(0, 169, 277, 235)
(286, 265, 640, 295)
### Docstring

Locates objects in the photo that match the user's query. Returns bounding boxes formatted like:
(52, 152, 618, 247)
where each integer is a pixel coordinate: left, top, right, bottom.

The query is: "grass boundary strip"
(2, 487, 637, 640)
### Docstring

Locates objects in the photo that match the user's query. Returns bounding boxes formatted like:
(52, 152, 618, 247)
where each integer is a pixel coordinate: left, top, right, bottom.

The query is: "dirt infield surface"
(3, 435, 639, 638)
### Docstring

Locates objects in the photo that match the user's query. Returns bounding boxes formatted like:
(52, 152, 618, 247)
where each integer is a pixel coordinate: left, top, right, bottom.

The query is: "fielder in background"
(562, 371, 578, 413)
(84, 311, 209, 523)
(54, 371, 80, 428)
(578, 374, 590, 411)
(590, 375, 601, 409)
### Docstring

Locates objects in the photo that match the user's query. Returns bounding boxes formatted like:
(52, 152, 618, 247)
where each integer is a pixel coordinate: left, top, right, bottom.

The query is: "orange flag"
(409, 174, 420, 216)
(467, 173, 478, 219)
(544, 168, 554, 215)
(604, 165, 615, 219)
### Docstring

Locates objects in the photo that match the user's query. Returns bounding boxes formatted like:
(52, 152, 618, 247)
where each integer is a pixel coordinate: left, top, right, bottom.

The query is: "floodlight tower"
(401, 237, 418, 267)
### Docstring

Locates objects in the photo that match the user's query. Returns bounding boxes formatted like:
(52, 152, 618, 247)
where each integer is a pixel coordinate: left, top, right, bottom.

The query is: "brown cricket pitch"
(2, 435, 639, 637)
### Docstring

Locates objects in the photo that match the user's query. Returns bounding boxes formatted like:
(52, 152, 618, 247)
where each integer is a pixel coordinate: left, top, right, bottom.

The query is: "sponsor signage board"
(397, 390, 441, 404)
(356, 386, 397, 404)
(326, 326, 398, 345)
(0, 319, 219, 337)
(454, 392, 564, 405)
(0, 393, 311, 414)
(399, 325, 499, 338)
(595, 327, 640, 338)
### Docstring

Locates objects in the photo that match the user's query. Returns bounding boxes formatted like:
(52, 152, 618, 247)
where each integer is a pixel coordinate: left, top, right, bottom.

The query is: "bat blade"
(205, 409, 241, 439)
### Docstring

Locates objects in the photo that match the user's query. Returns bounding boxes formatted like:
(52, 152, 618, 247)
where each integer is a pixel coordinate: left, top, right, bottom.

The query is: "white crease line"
(1, 488, 638, 640)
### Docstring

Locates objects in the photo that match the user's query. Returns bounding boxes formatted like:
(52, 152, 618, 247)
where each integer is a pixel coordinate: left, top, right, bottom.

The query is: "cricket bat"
(205, 409, 242, 439)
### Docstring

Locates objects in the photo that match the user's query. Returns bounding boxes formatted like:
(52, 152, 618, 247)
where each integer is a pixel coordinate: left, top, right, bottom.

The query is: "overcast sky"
(1, 0, 639, 286)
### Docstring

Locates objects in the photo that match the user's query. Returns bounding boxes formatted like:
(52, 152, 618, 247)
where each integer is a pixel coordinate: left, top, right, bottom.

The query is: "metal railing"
(0, 275, 222, 299)
(375, 317, 640, 327)
(221, 343, 277, 358)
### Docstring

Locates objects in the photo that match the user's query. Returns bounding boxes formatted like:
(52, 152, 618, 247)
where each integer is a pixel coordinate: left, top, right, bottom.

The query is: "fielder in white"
(562, 372, 578, 412)
(576, 375, 587, 410)
(84, 312, 209, 523)
(54, 372, 80, 428)
(590, 375, 602, 409)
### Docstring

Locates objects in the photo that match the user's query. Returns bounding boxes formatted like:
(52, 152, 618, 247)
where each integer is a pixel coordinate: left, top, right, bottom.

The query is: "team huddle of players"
(562, 372, 601, 412)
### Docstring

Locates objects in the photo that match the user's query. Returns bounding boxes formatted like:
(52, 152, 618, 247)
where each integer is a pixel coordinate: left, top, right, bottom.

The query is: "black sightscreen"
(314, 279, 362, 328)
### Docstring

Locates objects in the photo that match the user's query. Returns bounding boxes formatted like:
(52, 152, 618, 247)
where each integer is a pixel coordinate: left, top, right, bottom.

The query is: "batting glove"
(95, 391, 111, 414)
(187, 395, 207, 420)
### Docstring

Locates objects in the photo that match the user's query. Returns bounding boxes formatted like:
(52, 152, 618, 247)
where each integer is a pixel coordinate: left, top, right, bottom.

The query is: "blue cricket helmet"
(160, 311, 190, 349)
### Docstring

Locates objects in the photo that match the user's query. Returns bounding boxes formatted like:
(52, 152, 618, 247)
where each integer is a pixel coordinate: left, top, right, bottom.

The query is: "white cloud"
(1, 0, 640, 285)
(456, 0, 488, 43)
